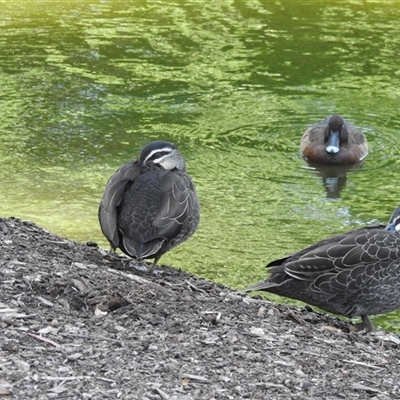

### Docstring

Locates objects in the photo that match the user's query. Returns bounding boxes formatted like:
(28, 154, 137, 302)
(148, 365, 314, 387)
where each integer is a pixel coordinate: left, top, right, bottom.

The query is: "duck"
(98, 141, 200, 273)
(300, 115, 368, 165)
(244, 206, 400, 331)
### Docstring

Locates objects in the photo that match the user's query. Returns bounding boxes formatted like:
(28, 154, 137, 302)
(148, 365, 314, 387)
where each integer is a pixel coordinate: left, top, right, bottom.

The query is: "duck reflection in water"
(300, 115, 368, 198)
(304, 162, 364, 199)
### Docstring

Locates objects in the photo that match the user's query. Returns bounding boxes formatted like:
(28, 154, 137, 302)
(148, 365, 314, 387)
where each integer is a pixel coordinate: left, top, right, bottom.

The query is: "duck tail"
(243, 280, 277, 293)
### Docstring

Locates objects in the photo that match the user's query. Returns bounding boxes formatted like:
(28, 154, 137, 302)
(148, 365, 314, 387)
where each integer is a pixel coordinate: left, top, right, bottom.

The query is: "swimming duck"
(98, 141, 200, 273)
(245, 206, 400, 331)
(300, 115, 368, 165)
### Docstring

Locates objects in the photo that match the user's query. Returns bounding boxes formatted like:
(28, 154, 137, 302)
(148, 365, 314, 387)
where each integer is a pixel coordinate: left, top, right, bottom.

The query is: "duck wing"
(119, 170, 199, 259)
(150, 171, 199, 239)
(267, 224, 385, 268)
(284, 230, 400, 295)
(98, 161, 141, 249)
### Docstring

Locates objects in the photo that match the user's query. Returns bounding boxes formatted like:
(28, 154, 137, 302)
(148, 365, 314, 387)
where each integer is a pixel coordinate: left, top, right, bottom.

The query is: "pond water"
(1, 0, 400, 332)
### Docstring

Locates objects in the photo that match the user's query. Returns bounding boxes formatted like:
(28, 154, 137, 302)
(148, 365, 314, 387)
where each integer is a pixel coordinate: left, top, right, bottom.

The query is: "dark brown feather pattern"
(98, 141, 200, 272)
(300, 114, 368, 165)
(245, 207, 400, 331)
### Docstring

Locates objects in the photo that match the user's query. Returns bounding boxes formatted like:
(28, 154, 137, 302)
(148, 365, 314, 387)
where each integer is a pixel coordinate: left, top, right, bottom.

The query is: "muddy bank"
(1, 217, 400, 399)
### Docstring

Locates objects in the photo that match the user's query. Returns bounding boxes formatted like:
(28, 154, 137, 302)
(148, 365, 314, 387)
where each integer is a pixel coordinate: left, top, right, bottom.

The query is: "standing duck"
(300, 115, 368, 165)
(244, 206, 400, 331)
(98, 141, 200, 273)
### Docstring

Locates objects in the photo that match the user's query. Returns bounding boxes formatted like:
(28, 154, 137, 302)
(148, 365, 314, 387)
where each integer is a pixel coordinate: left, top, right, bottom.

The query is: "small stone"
(50, 319, 59, 327)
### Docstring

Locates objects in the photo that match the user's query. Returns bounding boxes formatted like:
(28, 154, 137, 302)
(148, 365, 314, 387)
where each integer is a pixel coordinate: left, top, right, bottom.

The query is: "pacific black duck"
(98, 141, 200, 273)
(245, 206, 400, 331)
(300, 115, 368, 165)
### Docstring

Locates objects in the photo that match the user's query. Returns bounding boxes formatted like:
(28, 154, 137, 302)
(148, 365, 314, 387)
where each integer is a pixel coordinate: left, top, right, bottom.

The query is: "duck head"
(385, 206, 400, 232)
(325, 115, 347, 154)
(140, 141, 186, 171)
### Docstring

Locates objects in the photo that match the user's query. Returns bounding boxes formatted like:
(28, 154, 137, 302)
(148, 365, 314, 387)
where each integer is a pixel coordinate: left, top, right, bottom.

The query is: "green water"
(1, 0, 400, 332)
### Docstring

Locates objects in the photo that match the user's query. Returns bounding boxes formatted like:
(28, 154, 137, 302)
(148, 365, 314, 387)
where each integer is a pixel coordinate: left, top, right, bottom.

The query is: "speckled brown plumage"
(300, 115, 368, 165)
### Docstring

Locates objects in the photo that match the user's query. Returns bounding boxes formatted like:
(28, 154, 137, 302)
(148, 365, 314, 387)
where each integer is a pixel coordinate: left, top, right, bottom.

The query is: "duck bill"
(325, 131, 340, 154)
(385, 222, 397, 233)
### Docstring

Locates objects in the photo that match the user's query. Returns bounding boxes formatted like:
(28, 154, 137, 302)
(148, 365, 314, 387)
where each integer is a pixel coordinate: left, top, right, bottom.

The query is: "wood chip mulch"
(1, 217, 400, 399)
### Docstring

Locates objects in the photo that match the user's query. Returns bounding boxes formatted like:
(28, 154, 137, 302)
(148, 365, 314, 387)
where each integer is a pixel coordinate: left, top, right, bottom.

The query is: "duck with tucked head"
(300, 115, 368, 165)
(244, 206, 400, 332)
(98, 141, 200, 273)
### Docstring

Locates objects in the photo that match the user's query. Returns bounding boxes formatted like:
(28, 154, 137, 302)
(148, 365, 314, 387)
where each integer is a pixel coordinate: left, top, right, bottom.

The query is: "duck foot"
(128, 260, 164, 275)
(129, 260, 149, 272)
(361, 315, 374, 332)
(350, 315, 374, 333)
(146, 265, 164, 275)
